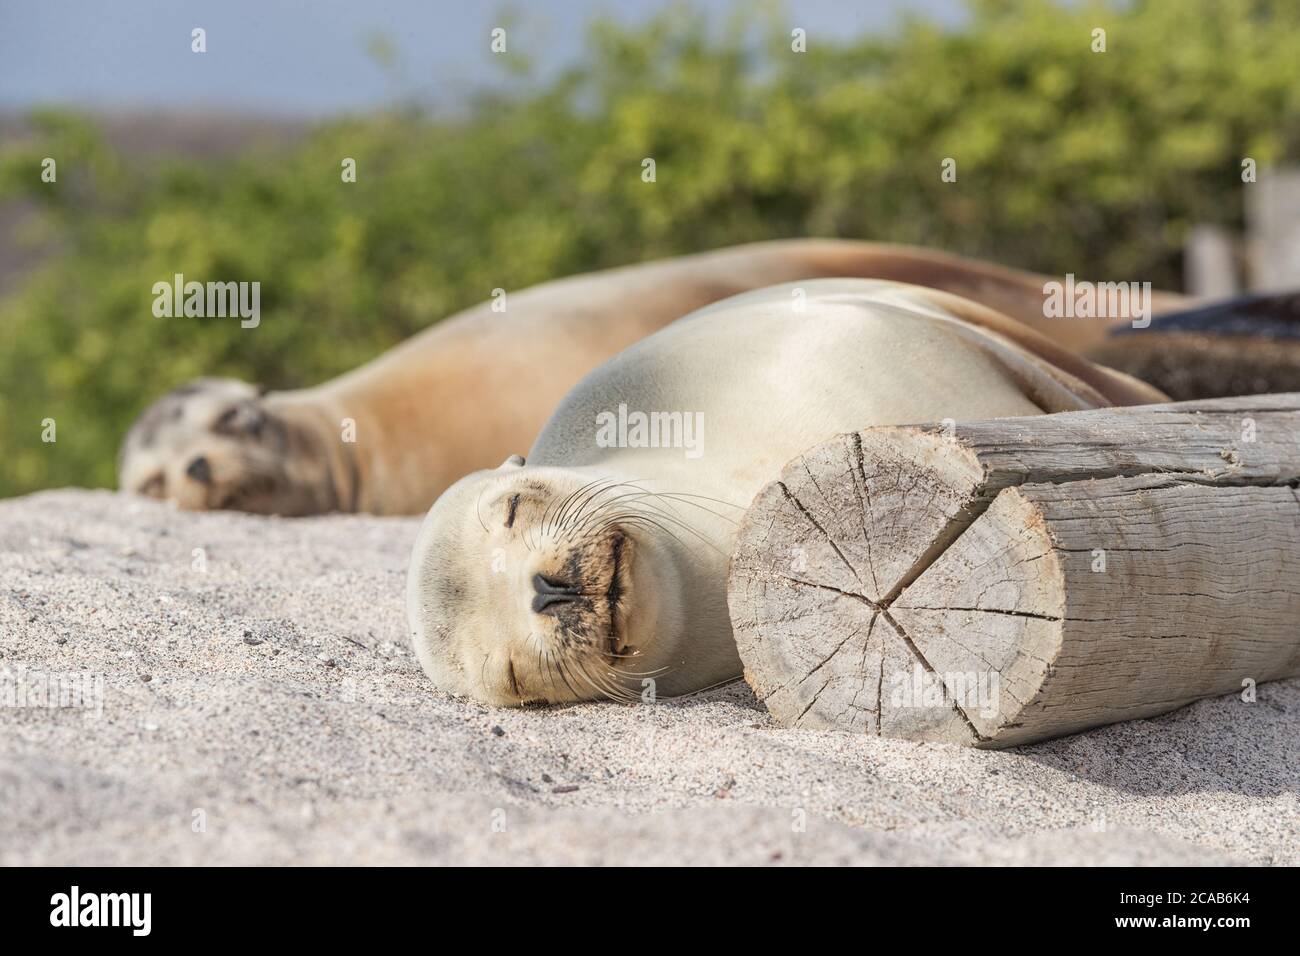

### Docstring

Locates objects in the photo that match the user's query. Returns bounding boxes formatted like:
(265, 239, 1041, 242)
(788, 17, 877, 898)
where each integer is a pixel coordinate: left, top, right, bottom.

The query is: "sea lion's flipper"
(1087, 291, 1300, 400)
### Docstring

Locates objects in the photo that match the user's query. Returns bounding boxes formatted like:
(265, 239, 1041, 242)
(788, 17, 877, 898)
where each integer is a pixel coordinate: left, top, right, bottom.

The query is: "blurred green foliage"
(2, 0, 1299, 497)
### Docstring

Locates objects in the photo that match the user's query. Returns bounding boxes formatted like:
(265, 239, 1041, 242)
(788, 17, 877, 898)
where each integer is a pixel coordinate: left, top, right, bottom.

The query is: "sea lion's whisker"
(543, 477, 609, 536)
(473, 485, 492, 535)
(661, 675, 746, 700)
(645, 490, 747, 510)
(565, 488, 657, 531)
(607, 662, 680, 701)
(533, 477, 609, 552)
(577, 660, 636, 703)
(591, 509, 726, 557)
(561, 492, 624, 541)
(534, 479, 605, 549)
(565, 485, 688, 531)
(556, 477, 625, 536)
(581, 512, 692, 554)
(553, 655, 587, 702)
(575, 494, 703, 542)
(542, 649, 567, 701)
(642, 491, 744, 526)
(535, 489, 572, 545)
(540, 647, 561, 697)
(560, 479, 651, 537)
(607, 663, 671, 681)
(567, 484, 709, 539)
(568, 658, 608, 700)
(596, 487, 745, 530)
(567, 483, 737, 542)
(583, 478, 741, 510)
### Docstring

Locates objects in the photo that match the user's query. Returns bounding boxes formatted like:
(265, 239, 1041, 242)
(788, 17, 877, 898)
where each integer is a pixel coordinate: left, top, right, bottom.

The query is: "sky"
(0, 0, 965, 116)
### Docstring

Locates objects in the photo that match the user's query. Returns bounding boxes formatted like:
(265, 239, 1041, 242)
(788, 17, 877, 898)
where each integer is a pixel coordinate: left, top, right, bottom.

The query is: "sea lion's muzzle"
(185, 455, 213, 484)
(531, 573, 582, 613)
(523, 530, 632, 659)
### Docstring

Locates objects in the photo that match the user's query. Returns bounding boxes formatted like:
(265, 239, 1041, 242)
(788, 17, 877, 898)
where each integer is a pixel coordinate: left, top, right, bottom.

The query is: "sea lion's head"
(118, 378, 342, 515)
(406, 456, 691, 706)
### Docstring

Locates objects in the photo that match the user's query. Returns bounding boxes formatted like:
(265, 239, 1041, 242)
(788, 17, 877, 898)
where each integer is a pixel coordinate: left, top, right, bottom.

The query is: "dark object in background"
(1090, 292, 1300, 401)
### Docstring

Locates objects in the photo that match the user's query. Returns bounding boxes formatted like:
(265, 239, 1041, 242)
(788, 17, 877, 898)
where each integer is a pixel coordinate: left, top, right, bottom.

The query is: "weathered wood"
(728, 394, 1300, 747)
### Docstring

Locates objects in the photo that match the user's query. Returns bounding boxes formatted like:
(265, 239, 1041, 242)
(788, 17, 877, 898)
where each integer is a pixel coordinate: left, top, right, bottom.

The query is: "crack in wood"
(849, 432, 883, 598)
(776, 480, 865, 591)
(772, 574, 875, 607)
(875, 491, 989, 608)
(792, 674, 835, 727)
(873, 617, 885, 736)
(879, 609, 987, 743)
(755, 614, 873, 703)
(899, 600, 1060, 624)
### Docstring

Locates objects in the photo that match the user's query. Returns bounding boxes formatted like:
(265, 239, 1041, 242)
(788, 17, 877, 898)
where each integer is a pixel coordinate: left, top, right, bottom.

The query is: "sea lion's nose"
(186, 455, 213, 485)
(532, 573, 580, 613)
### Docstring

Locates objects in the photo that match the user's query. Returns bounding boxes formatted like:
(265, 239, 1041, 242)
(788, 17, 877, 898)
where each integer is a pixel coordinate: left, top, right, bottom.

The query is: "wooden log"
(727, 394, 1300, 747)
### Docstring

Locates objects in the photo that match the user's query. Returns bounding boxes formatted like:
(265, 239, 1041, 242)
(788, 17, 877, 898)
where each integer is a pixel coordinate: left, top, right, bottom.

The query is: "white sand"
(1, 489, 1294, 865)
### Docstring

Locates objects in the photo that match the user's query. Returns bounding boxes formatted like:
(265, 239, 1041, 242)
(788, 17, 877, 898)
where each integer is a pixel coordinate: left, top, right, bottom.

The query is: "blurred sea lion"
(118, 239, 1191, 516)
(1088, 291, 1300, 400)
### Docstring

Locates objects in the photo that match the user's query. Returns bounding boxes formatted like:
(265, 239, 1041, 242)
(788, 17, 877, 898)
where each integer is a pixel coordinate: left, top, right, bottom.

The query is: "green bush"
(2, 0, 1298, 497)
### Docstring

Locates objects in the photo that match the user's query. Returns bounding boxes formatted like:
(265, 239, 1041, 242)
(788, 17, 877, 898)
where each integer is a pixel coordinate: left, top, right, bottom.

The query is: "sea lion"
(118, 239, 1188, 516)
(405, 279, 1165, 705)
(1087, 290, 1300, 400)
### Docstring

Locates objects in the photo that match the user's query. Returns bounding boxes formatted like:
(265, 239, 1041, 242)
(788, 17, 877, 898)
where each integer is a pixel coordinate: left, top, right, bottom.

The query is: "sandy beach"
(2, 489, 1295, 866)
